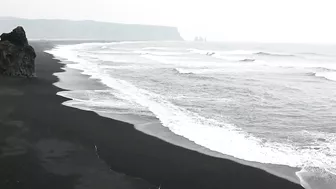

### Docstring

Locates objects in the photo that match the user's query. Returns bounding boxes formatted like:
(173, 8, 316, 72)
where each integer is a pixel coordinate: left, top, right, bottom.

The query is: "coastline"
(56, 63, 303, 186)
(0, 41, 305, 189)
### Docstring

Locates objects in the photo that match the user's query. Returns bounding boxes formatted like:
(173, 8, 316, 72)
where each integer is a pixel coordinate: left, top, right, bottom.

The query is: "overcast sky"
(1, 0, 336, 43)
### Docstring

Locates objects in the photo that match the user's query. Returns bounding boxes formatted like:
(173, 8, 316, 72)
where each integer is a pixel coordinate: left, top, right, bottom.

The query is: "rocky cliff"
(0, 17, 183, 41)
(0, 26, 36, 77)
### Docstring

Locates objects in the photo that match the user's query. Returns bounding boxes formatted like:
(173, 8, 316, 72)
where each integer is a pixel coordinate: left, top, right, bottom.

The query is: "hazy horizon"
(2, 0, 336, 43)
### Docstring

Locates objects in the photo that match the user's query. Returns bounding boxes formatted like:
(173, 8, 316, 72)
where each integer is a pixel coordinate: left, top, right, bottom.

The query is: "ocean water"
(46, 41, 336, 189)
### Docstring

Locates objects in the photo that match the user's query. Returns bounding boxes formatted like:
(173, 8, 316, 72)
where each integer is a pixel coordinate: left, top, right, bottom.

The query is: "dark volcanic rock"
(0, 27, 36, 77)
(0, 26, 28, 46)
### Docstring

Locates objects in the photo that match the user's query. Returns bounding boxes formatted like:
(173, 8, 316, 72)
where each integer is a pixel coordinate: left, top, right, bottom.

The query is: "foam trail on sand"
(46, 43, 336, 189)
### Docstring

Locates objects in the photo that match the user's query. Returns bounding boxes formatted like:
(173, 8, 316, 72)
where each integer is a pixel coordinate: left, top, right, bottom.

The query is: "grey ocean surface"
(47, 41, 336, 189)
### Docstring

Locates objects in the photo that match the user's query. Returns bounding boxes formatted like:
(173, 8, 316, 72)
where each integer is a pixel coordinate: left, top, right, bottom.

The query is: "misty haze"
(0, 1, 335, 189)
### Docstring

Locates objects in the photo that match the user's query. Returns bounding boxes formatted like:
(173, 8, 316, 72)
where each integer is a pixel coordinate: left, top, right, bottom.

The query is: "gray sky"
(2, 0, 336, 43)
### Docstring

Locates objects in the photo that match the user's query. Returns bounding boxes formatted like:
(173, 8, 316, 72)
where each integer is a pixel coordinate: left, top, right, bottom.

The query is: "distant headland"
(0, 17, 183, 41)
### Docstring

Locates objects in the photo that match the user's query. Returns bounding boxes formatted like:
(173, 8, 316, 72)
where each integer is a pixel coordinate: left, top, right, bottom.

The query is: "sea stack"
(0, 26, 36, 77)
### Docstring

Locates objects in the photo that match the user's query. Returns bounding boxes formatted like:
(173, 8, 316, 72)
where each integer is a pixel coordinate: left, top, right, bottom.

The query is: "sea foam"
(46, 43, 336, 188)
(314, 72, 336, 82)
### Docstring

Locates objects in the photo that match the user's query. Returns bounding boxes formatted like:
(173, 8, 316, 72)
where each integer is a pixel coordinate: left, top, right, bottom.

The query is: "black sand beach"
(0, 41, 305, 189)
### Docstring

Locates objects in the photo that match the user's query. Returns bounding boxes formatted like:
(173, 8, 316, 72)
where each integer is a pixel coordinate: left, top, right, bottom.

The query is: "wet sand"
(0, 41, 304, 189)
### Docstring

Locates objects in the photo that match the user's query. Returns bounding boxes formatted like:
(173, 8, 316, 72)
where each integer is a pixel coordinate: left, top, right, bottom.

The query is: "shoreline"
(0, 41, 305, 189)
(48, 42, 305, 187)
(56, 65, 303, 186)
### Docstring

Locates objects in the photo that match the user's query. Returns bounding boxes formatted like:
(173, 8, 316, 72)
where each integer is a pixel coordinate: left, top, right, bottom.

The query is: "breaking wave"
(173, 68, 219, 75)
(254, 52, 297, 57)
(314, 72, 336, 81)
(239, 59, 256, 62)
(46, 42, 336, 189)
